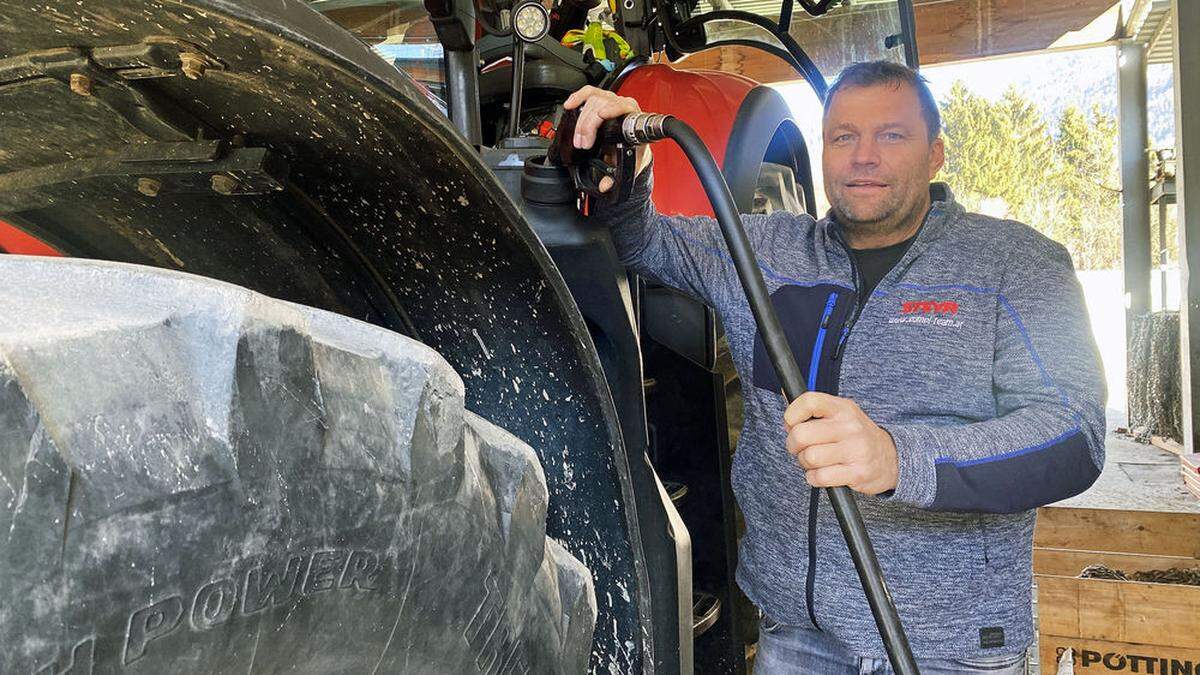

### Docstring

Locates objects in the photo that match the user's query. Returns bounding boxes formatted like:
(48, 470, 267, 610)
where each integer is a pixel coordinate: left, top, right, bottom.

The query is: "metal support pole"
(1161, 199, 1169, 307)
(508, 39, 526, 139)
(897, 0, 920, 69)
(425, 0, 482, 146)
(446, 48, 482, 146)
(1119, 40, 1152, 371)
(1173, 0, 1200, 452)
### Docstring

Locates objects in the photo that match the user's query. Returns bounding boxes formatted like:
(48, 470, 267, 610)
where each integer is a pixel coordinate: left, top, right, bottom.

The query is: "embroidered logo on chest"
(900, 299, 958, 315)
(890, 299, 964, 327)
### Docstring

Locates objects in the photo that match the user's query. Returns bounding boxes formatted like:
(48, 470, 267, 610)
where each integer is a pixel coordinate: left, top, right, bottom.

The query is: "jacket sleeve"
(883, 236, 1107, 514)
(586, 159, 797, 307)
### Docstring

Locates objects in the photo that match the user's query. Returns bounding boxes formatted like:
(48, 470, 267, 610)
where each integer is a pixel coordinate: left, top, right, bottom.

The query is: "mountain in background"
(926, 48, 1176, 149)
(1146, 63, 1176, 149)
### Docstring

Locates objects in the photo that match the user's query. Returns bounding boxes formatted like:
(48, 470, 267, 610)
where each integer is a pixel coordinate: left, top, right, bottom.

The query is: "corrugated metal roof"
(1126, 0, 1174, 65)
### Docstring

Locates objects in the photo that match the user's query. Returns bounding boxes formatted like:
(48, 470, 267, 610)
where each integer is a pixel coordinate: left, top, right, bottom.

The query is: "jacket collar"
(902, 182, 960, 262)
(822, 182, 961, 292)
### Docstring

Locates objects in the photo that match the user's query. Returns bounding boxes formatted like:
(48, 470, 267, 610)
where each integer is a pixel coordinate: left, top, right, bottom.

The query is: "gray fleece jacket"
(590, 167, 1106, 660)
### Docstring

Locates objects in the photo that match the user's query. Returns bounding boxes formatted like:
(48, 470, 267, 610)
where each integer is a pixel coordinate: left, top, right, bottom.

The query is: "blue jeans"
(755, 617, 1028, 675)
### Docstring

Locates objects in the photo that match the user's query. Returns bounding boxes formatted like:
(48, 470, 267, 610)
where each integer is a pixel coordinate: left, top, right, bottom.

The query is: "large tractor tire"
(0, 256, 596, 674)
(0, 2, 656, 667)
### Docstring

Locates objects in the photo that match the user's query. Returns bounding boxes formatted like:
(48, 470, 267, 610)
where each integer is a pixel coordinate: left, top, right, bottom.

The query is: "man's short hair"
(823, 60, 942, 142)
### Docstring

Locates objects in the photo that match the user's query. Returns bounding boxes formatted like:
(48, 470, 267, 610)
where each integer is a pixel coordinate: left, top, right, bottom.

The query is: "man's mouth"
(845, 179, 889, 189)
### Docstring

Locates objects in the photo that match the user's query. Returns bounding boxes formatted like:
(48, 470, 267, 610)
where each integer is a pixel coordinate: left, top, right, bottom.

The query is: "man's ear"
(928, 136, 945, 178)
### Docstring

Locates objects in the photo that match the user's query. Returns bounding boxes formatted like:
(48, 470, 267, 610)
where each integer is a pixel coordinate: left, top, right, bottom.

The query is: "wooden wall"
(679, 0, 1118, 83)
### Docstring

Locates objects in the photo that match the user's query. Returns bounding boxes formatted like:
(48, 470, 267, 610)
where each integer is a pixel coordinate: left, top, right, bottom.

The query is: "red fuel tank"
(616, 64, 757, 217)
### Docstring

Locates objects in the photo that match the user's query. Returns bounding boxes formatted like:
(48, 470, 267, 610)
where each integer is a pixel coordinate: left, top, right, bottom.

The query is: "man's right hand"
(563, 86, 652, 187)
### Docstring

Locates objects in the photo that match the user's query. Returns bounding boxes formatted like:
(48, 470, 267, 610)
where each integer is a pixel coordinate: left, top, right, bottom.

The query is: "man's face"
(821, 81, 945, 236)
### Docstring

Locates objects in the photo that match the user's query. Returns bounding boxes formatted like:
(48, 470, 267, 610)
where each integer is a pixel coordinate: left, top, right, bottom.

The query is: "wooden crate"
(1185, 471, 1200, 501)
(1180, 454, 1200, 475)
(1184, 454, 1200, 501)
(1034, 507, 1200, 674)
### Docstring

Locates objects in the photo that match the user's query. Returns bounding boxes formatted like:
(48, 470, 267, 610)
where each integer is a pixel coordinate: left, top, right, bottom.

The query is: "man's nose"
(851, 137, 880, 166)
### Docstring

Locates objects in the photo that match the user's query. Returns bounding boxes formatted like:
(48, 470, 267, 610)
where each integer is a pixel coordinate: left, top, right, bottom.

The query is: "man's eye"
(834, 134, 854, 144)
(881, 132, 904, 142)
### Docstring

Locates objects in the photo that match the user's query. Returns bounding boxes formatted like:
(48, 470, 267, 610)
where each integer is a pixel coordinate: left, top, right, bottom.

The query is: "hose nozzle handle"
(549, 109, 670, 205)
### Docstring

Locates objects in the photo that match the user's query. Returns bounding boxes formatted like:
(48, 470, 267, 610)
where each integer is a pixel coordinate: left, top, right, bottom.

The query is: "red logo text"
(901, 300, 958, 315)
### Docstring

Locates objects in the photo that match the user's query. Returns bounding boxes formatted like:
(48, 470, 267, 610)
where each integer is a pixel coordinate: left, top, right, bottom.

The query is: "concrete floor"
(1058, 430, 1198, 513)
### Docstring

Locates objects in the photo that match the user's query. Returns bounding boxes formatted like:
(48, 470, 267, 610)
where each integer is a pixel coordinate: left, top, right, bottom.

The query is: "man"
(566, 61, 1105, 674)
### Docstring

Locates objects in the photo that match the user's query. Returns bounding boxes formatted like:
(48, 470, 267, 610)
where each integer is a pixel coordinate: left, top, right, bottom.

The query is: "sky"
(923, 48, 1115, 104)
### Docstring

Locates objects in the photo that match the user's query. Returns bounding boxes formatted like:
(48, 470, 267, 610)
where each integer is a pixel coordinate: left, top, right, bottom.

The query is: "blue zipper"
(803, 290, 838, 632)
(807, 292, 839, 390)
(833, 325, 851, 360)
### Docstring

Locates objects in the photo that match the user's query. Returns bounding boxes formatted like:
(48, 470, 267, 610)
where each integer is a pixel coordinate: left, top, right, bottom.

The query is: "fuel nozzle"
(619, 113, 672, 145)
(548, 108, 674, 205)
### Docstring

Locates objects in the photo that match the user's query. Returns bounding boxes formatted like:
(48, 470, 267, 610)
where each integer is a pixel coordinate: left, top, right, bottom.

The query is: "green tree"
(937, 80, 1122, 270)
(1054, 104, 1122, 269)
(940, 84, 1060, 219)
(938, 81, 1008, 213)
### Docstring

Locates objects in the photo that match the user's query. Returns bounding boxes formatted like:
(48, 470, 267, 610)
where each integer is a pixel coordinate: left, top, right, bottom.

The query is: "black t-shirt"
(851, 236, 914, 298)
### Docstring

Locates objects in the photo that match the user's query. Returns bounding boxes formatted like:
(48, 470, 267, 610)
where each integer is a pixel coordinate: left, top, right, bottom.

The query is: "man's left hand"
(783, 392, 899, 495)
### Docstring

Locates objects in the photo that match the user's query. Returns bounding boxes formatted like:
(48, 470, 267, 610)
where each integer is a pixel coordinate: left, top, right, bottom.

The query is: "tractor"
(0, 0, 917, 672)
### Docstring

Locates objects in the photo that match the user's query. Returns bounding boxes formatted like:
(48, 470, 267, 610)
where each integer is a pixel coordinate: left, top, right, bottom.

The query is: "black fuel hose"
(625, 113, 920, 675)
